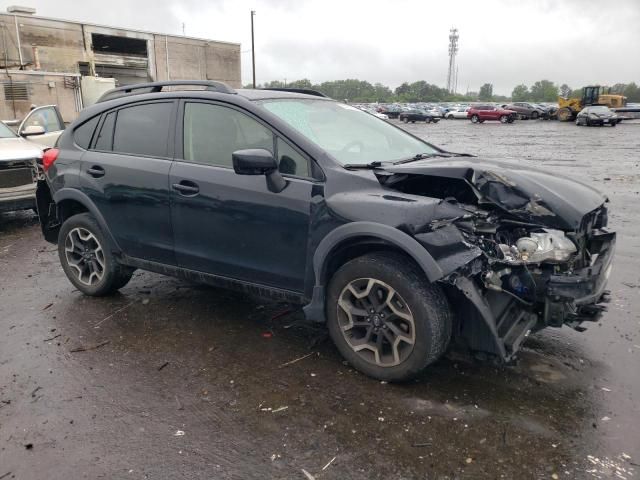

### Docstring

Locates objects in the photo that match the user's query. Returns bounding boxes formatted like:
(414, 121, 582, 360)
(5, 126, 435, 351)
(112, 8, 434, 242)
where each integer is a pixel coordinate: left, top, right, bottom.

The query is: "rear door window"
(94, 111, 116, 151)
(112, 102, 173, 157)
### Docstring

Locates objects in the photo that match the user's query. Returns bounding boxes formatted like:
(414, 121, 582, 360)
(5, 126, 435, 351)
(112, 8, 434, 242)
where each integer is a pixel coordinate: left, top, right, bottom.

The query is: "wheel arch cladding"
(303, 222, 444, 323)
(53, 188, 121, 253)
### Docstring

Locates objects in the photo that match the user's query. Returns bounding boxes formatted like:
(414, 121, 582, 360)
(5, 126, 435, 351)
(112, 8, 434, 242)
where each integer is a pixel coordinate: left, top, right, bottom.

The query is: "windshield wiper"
(343, 161, 388, 169)
(393, 153, 448, 164)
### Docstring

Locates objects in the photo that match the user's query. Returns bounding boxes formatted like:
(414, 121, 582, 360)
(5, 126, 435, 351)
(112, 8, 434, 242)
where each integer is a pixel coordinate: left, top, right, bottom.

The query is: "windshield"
(589, 106, 610, 113)
(0, 121, 17, 138)
(258, 99, 437, 165)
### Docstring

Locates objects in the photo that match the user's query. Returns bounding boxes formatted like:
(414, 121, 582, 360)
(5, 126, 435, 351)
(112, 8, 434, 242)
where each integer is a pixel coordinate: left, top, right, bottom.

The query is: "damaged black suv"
(36, 81, 615, 381)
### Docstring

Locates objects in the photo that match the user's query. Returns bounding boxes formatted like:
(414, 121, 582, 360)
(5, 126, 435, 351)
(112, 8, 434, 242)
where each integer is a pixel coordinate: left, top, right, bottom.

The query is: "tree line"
(245, 79, 640, 104)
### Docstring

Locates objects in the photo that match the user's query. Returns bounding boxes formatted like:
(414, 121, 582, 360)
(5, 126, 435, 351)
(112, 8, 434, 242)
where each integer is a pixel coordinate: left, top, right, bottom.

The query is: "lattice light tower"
(447, 27, 459, 94)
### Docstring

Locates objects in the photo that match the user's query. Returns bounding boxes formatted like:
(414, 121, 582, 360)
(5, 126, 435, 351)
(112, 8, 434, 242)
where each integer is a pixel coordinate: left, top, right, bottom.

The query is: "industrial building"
(0, 6, 241, 122)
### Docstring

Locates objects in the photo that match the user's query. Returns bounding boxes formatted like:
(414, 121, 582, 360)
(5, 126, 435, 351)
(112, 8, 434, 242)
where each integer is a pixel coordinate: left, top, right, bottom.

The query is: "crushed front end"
(377, 160, 616, 361)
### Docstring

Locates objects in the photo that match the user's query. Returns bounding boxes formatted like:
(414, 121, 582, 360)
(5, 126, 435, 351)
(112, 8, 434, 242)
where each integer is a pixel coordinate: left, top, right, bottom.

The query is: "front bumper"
(543, 230, 616, 327)
(0, 182, 36, 213)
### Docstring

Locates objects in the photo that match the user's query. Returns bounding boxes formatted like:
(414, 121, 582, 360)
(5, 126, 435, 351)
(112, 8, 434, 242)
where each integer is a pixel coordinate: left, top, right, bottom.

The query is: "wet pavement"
(1, 119, 639, 479)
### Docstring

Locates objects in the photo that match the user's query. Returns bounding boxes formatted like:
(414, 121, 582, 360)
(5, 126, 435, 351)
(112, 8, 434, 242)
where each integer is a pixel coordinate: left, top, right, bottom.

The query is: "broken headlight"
(514, 229, 577, 263)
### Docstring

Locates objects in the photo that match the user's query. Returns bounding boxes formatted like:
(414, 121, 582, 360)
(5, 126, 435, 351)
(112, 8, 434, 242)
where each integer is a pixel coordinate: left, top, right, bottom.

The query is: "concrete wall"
(0, 13, 241, 121)
(0, 72, 80, 123)
(153, 35, 241, 86)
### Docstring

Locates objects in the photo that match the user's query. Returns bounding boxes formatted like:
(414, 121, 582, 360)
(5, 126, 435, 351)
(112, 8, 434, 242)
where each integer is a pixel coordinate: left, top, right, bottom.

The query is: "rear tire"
(326, 252, 452, 382)
(402, 117, 409, 123)
(610, 121, 616, 127)
(58, 213, 134, 296)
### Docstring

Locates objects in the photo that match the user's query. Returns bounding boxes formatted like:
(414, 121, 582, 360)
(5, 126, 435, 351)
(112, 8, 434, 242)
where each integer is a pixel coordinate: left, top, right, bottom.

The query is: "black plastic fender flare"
(53, 188, 122, 253)
(303, 221, 444, 322)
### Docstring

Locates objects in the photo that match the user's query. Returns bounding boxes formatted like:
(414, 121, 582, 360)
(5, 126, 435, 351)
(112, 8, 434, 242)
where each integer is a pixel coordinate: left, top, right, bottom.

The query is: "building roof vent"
(6, 6, 36, 15)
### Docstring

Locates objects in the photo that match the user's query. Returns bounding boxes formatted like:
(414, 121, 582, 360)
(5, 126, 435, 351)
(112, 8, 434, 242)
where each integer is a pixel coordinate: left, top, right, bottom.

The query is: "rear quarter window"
(73, 116, 100, 149)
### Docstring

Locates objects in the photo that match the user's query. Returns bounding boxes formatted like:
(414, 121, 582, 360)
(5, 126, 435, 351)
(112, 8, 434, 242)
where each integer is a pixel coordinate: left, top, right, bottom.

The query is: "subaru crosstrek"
(35, 81, 615, 382)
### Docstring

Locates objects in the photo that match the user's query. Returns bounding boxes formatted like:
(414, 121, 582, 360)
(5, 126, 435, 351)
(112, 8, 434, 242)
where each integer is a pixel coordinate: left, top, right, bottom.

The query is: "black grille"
(0, 167, 34, 188)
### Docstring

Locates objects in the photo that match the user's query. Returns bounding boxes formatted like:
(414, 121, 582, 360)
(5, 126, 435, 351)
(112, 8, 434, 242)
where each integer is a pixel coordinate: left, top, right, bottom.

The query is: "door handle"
(87, 165, 105, 178)
(172, 181, 200, 196)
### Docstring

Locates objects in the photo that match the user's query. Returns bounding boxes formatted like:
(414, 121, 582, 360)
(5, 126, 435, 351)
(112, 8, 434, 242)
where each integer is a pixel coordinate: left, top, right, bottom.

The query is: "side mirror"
(232, 148, 287, 193)
(21, 125, 46, 137)
(232, 149, 277, 175)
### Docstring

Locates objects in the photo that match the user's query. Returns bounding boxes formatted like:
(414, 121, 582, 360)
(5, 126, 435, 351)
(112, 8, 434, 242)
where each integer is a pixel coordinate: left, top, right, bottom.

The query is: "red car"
(467, 105, 517, 124)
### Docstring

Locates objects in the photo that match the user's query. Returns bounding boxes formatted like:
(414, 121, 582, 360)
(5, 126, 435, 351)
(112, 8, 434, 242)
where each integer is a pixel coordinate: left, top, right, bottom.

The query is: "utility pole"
(251, 10, 256, 88)
(446, 27, 459, 94)
(182, 23, 185, 36)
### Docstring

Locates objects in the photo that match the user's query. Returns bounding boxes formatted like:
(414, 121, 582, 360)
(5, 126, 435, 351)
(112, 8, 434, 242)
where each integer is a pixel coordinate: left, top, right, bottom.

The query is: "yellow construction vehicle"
(557, 86, 626, 121)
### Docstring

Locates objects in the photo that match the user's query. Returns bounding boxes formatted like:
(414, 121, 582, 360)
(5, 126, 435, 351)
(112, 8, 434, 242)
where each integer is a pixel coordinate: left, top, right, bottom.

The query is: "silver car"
(0, 105, 65, 213)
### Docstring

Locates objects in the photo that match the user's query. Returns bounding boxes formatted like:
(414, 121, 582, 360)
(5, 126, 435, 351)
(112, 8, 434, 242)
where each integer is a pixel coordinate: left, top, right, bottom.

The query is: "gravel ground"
(0, 118, 639, 479)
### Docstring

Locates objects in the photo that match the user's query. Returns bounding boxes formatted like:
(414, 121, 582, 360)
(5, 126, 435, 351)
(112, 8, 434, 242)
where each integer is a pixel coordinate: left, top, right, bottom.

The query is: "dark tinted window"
(94, 111, 116, 151)
(113, 102, 173, 157)
(73, 116, 100, 149)
(183, 102, 273, 167)
(276, 137, 309, 177)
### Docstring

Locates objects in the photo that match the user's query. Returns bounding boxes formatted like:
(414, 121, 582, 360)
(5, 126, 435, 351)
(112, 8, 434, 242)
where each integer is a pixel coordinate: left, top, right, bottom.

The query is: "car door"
(80, 101, 176, 264)
(18, 105, 65, 147)
(170, 100, 313, 292)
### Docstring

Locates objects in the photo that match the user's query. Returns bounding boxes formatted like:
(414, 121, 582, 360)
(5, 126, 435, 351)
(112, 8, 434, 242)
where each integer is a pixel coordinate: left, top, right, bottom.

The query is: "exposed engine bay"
(373, 160, 616, 361)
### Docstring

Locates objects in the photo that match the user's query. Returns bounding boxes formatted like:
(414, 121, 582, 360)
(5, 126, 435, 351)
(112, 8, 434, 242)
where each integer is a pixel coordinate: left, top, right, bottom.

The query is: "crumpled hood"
(380, 158, 607, 230)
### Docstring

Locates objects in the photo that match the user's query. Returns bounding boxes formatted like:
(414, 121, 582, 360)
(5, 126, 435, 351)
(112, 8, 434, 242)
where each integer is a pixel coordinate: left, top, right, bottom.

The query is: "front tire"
(531, 111, 539, 120)
(58, 213, 134, 296)
(326, 252, 452, 382)
(471, 114, 480, 123)
(499, 115, 508, 123)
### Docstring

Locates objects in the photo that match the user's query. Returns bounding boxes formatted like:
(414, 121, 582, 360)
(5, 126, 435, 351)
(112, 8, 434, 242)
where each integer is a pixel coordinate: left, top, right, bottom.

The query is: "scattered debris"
(412, 442, 432, 447)
(552, 474, 559, 479)
(301, 468, 316, 480)
(278, 352, 315, 369)
(30, 386, 42, 398)
(622, 282, 638, 289)
(94, 302, 134, 328)
(157, 362, 169, 371)
(602, 416, 611, 422)
(465, 457, 473, 464)
(270, 309, 293, 321)
(0, 472, 12, 480)
(310, 373, 317, 377)
(174, 430, 185, 437)
(601, 387, 612, 392)
(322, 456, 337, 471)
(141, 298, 150, 305)
(271, 406, 289, 413)
(42, 303, 53, 310)
(378, 417, 385, 422)
(43, 334, 61, 342)
(24, 443, 33, 450)
(69, 340, 110, 353)
(261, 332, 273, 338)
(175, 395, 184, 411)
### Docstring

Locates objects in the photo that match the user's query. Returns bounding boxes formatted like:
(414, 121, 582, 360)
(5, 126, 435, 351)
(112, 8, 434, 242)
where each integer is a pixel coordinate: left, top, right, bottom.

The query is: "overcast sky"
(6, 0, 640, 94)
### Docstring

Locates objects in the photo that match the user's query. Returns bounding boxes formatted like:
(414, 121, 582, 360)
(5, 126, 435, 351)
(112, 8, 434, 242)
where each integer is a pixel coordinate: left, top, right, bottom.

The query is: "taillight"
(42, 148, 59, 172)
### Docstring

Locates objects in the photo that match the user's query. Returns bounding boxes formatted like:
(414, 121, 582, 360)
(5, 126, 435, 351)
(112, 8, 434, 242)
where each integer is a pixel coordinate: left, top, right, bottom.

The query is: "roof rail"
(260, 87, 330, 98)
(97, 80, 236, 103)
